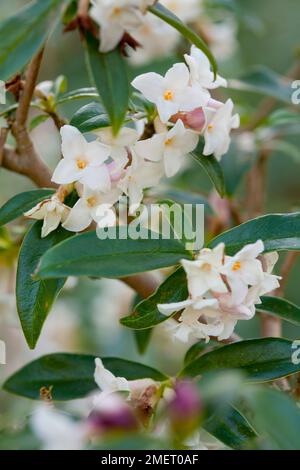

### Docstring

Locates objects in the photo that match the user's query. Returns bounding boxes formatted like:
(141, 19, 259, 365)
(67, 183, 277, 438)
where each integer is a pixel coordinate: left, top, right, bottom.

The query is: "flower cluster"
(132, 46, 239, 159)
(158, 240, 281, 342)
(26, 46, 239, 237)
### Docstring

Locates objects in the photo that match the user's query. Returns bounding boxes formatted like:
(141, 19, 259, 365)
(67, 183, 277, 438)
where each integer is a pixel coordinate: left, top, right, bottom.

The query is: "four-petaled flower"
(52, 125, 111, 191)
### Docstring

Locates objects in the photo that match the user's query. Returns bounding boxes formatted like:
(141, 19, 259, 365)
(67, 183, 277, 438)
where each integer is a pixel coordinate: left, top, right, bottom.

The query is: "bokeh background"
(0, 0, 300, 449)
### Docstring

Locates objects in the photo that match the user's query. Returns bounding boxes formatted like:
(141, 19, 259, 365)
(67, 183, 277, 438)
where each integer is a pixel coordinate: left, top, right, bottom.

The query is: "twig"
(276, 251, 299, 297)
(122, 273, 160, 299)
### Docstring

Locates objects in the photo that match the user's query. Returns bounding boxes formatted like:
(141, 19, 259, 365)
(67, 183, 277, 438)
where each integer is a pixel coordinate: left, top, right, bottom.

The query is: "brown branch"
(1, 49, 56, 188)
(15, 49, 45, 128)
(276, 251, 299, 297)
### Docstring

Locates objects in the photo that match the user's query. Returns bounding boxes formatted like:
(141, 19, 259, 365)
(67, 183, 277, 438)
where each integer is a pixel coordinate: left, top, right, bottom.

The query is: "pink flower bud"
(171, 108, 206, 132)
(107, 162, 123, 183)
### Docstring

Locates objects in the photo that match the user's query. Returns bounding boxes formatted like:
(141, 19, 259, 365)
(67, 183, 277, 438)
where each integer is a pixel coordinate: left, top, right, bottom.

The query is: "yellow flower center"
(207, 124, 214, 132)
(165, 138, 173, 146)
(164, 90, 174, 101)
(112, 7, 122, 15)
(86, 196, 97, 207)
(202, 263, 212, 272)
(232, 261, 241, 271)
(77, 159, 87, 170)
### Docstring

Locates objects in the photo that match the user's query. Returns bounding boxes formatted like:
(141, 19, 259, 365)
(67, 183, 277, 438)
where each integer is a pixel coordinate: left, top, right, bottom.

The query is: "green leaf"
(133, 329, 153, 355)
(191, 142, 225, 197)
(184, 340, 220, 366)
(84, 33, 130, 135)
(56, 87, 99, 105)
(209, 212, 300, 255)
(0, 0, 63, 81)
(0, 189, 55, 227)
(257, 296, 300, 327)
(228, 66, 293, 104)
(180, 338, 300, 382)
(204, 406, 256, 450)
(121, 268, 188, 329)
(149, 3, 217, 78)
(220, 141, 257, 196)
(246, 387, 300, 449)
(16, 222, 71, 349)
(267, 109, 300, 128)
(35, 227, 192, 280)
(70, 102, 110, 133)
(3, 353, 168, 400)
(156, 189, 214, 215)
(29, 114, 49, 131)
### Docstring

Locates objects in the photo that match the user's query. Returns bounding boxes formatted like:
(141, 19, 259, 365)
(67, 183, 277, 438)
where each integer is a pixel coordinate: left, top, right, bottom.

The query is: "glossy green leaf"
(0, 0, 63, 81)
(191, 142, 225, 197)
(70, 102, 110, 133)
(133, 329, 153, 355)
(3, 353, 168, 400)
(84, 33, 130, 134)
(184, 340, 220, 366)
(0, 189, 55, 227)
(149, 3, 217, 78)
(56, 87, 99, 105)
(228, 66, 293, 104)
(246, 388, 300, 449)
(220, 141, 257, 196)
(257, 296, 300, 326)
(209, 212, 300, 255)
(16, 222, 71, 349)
(180, 338, 300, 382)
(35, 228, 192, 280)
(121, 268, 188, 329)
(204, 406, 256, 450)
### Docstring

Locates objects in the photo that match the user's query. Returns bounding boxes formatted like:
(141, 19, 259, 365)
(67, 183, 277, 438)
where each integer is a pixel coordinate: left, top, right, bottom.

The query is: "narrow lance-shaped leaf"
(246, 387, 300, 450)
(149, 3, 217, 78)
(228, 66, 293, 105)
(180, 338, 300, 382)
(3, 353, 168, 401)
(35, 227, 193, 280)
(256, 296, 300, 327)
(190, 140, 225, 197)
(70, 102, 110, 133)
(204, 406, 256, 450)
(0, 0, 64, 81)
(121, 268, 188, 330)
(208, 212, 300, 255)
(84, 33, 130, 135)
(16, 222, 71, 349)
(0, 189, 55, 227)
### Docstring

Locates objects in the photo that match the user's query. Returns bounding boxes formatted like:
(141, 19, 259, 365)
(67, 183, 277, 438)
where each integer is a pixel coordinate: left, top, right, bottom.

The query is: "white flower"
(158, 298, 223, 343)
(90, 0, 153, 53)
(220, 240, 265, 304)
(130, 13, 179, 65)
(203, 99, 240, 160)
(31, 405, 85, 450)
(94, 358, 130, 395)
(52, 125, 111, 191)
(117, 153, 163, 214)
(96, 125, 140, 169)
(181, 243, 228, 299)
(134, 119, 199, 177)
(161, 0, 202, 23)
(25, 195, 70, 238)
(184, 46, 227, 90)
(0, 80, 6, 104)
(132, 63, 209, 123)
(63, 186, 121, 232)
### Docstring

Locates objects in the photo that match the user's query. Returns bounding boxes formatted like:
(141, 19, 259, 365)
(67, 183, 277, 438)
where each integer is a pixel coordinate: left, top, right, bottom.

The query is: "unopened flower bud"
(168, 381, 202, 438)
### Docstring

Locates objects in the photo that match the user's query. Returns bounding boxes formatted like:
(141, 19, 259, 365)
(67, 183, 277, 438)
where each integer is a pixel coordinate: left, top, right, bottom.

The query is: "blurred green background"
(0, 0, 300, 449)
